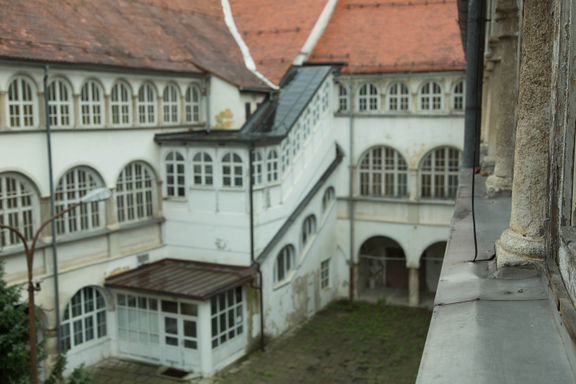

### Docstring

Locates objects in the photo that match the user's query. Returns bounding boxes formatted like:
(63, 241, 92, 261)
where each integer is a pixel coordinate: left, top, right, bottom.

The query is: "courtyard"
(89, 300, 432, 384)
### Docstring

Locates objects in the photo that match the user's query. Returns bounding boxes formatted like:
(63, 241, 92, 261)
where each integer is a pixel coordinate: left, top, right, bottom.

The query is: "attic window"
(163, 84, 180, 125)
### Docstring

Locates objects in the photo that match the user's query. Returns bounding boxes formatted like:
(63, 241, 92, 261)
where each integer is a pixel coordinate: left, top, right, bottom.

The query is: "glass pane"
(164, 317, 178, 335)
(184, 320, 197, 338)
(162, 300, 178, 313)
(181, 303, 198, 316)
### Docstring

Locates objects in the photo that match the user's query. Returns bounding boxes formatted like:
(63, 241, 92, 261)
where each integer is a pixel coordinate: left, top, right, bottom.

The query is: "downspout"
(44, 65, 62, 354)
(248, 144, 265, 351)
(347, 76, 355, 301)
(205, 76, 211, 133)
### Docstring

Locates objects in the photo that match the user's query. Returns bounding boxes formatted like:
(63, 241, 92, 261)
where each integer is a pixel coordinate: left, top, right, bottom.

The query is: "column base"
(496, 228, 545, 268)
(486, 174, 512, 197)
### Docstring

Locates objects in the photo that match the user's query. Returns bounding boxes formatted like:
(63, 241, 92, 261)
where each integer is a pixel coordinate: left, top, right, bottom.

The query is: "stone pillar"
(158, 95, 164, 125)
(411, 91, 418, 112)
(104, 94, 111, 127)
(486, 0, 519, 195)
(496, 0, 553, 266)
(409, 168, 419, 202)
(0, 91, 6, 129)
(105, 187, 119, 230)
(73, 94, 81, 128)
(132, 94, 138, 126)
(38, 92, 47, 129)
(408, 267, 419, 307)
(155, 180, 164, 219)
(180, 93, 186, 124)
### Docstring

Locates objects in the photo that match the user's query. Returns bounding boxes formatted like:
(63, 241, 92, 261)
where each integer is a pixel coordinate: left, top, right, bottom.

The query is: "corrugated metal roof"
(105, 259, 255, 301)
(154, 65, 332, 145)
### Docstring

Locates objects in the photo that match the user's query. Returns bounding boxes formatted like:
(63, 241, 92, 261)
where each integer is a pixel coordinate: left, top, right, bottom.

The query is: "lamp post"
(0, 188, 111, 384)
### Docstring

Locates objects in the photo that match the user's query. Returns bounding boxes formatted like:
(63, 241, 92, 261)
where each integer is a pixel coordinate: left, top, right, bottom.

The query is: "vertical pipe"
(44, 65, 62, 355)
(347, 76, 355, 301)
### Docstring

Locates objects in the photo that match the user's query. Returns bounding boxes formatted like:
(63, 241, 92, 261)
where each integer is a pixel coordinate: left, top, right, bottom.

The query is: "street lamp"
(0, 187, 111, 384)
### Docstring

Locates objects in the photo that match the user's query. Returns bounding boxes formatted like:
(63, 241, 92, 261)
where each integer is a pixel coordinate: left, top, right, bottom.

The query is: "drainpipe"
(248, 144, 265, 351)
(44, 65, 62, 354)
(205, 76, 211, 133)
(347, 76, 355, 301)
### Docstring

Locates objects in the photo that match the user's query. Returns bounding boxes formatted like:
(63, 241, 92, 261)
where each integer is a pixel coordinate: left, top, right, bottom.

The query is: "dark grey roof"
(154, 65, 332, 146)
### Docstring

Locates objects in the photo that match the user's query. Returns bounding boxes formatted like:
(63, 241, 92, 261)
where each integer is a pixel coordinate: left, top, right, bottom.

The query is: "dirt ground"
(213, 300, 432, 384)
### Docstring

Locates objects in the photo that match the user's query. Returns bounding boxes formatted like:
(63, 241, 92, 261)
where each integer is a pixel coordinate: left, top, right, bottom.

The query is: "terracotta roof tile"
(308, 0, 466, 74)
(0, 0, 266, 88)
(229, 0, 329, 85)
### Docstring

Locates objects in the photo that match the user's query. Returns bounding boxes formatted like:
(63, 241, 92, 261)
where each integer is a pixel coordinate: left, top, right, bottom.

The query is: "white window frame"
(420, 147, 460, 199)
(165, 151, 186, 198)
(54, 167, 106, 236)
(62, 287, 107, 351)
(267, 149, 279, 183)
(387, 82, 410, 112)
(357, 83, 379, 112)
(322, 186, 335, 213)
(274, 245, 296, 284)
(47, 78, 74, 128)
(452, 80, 465, 112)
(137, 83, 157, 126)
(116, 292, 161, 346)
(320, 259, 330, 289)
(252, 150, 264, 186)
(419, 81, 443, 111)
(80, 80, 105, 127)
(163, 84, 180, 125)
(110, 81, 132, 126)
(192, 152, 214, 186)
(0, 173, 39, 248)
(359, 147, 409, 197)
(211, 287, 243, 349)
(185, 85, 201, 123)
(116, 161, 156, 224)
(281, 138, 291, 173)
(222, 153, 244, 188)
(337, 83, 348, 112)
(301, 215, 316, 250)
(7, 76, 37, 128)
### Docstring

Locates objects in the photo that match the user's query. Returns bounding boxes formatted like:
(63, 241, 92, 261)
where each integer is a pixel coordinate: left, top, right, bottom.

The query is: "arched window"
(163, 84, 180, 125)
(252, 150, 264, 186)
(54, 167, 106, 235)
(281, 138, 291, 172)
(274, 245, 296, 283)
(357, 83, 379, 112)
(322, 186, 335, 213)
(387, 82, 410, 111)
(359, 147, 408, 197)
(137, 83, 157, 125)
(301, 215, 316, 249)
(419, 81, 443, 111)
(165, 151, 186, 198)
(452, 81, 465, 111)
(7, 76, 36, 128)
(338, 84, 348, 112)
(116, 161, 156, 223)
(62, 287, 107, 350)
(222, 153, 243, 188)
(47, 78, 73, 128)
(267, 150, 279, 183)
(420, 147, 460, 199)
(185, 85, 201, 123)
(0, 173, 39, 247)
(192, 152, 213, 186)
(80, 80, 104, 127)
(110, 81, 132, 126)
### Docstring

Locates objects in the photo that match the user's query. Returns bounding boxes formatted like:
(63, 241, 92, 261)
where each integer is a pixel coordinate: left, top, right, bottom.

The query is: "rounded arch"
(356, 82, 380, 112)
(191, 151, 214, 186)
(418, 80, 444, 111)
(357, 145, 409, 198)
(6, 74, 39, 128)
(185, 83, 202, 123)
(419, 146, 462, 199)
(47, 76, 75, 128)
(5, 72, 39, 93)
(386, 81, 411, 111)
(162, 82, 181, 125)
(418, 241, 447, 293)
(79, 79, 106, 127)
(221, 151, 244, 188)
(274, 244, 296, 284)
(137, 81, 158, 126)
(115, 160, 158, 224)
(110, 80, 133, 126)
(358, 236, 408, 293)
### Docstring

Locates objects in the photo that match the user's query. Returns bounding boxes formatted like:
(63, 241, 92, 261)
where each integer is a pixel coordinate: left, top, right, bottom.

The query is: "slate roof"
(308, 0, 466, 74)
(229, 0, 329, 85)
(155, 65, 332, 145)
(0, 0, 266, 88)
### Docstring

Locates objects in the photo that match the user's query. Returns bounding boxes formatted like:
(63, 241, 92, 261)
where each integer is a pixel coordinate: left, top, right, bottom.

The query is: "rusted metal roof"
(105, 259, 255, 301)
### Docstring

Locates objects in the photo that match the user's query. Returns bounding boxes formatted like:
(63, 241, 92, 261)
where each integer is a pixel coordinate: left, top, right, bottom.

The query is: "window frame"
(320, 259, 330, 289)
(322, 186, 336, 213)
(386, 82, 411, 112)
(357, 83, 380, 112)
(191, 152, 214, 187)
(267, 149, 280, 183)
(110, 81, 133, 127)
(164, 151, 186, 198)
(252, 150, 264, 187)
(7, 76, 37, 129)
(80, 79, 105, 127)
(162, 84, 181, 125)
(115, 161, 156, 224)
(210, 287, 243, 349)
(0, 173, 39, 248)
(137, 82, 157, 126)
(61, 287, 107, 351)
(420, 147, 461, 200)
(451, 80, 465, 112)
(185, 85, 201, 123)
(274, 245, 296, 284)
(418, 81, 444, 112)
(54, 167, 106, 236)
(221, 152, 244, 189)
(47, 78, 74, 128)
(301, 215, 317, 250)
(358, 146, 409, 198)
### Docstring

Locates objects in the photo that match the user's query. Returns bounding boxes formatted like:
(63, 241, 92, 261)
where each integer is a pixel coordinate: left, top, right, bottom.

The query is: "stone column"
(486, 0, 519, 195)
(105, 188, 119, 230)
(104, 94, 111, 127)
(180, 93, 186, 124)
(409, 168, 419, 202)
(38, 92, 47, 129)
(408, 267, 419, 307)
(496, 0, 553, 266)
(132, 94, 138, 126)
(73, 94, 81, 128)
(155, 180, 164, 219)
(0, 91, 6, 129)
(158, 95, 164, 125)
(481, 42, 499, 167)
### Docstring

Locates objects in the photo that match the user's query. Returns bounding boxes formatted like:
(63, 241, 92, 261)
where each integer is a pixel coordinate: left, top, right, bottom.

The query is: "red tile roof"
(0, 0, 266, 88)
(308, 0, 466, 74)
(229, 0, 329, 85)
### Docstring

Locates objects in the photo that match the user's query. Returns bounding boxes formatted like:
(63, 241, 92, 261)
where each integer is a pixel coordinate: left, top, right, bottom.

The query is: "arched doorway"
(419, 241, 447, 293)
(358, 236, 407, 294)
